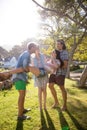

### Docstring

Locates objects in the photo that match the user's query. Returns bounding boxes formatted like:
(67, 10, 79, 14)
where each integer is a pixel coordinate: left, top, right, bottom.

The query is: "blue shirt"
(33, 53, 45, 68)
(12, 51, 30, 82)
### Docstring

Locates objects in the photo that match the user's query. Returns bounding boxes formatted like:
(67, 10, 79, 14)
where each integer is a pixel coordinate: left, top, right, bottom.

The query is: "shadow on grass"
(66, 110, 86, 130)
(16, 120, 23, 130)
(68, 98, 87, 113)
(40, 110, 48, 130)
(40, 110, 56, 130)
(44, 109, 56, 130)
(56, 107, 70, 130)
(67, 99, 87, 130)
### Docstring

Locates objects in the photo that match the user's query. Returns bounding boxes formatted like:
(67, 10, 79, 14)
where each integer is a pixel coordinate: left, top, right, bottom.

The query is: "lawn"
(0, 78, 87, 130)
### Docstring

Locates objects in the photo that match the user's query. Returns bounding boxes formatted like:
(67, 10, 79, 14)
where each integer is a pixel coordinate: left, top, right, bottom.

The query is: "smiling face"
(56, 39, 66, 50)
(56, 42, 63, 50)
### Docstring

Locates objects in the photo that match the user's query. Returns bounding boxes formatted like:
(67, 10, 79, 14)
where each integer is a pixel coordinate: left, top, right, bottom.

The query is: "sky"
(0, 0, 44, 51)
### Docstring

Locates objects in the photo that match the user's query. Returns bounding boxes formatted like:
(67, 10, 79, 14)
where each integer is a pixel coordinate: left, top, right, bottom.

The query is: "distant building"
(3, 57, 17, 69)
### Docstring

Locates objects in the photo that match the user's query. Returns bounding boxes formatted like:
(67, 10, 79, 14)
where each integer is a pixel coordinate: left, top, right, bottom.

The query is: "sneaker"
(23, 108, 31, 114)
(17, 115, 31, 121)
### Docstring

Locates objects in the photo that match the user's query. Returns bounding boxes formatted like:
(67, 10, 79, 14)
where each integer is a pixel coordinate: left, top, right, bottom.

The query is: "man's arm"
(0, 66, 40, 81)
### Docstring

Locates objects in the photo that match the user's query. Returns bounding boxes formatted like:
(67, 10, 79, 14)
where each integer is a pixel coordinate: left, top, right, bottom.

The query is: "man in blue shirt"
(12, 42, 36, 121)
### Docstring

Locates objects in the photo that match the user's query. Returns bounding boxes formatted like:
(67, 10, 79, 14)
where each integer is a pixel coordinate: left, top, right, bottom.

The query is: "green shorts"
(14, 80, 27, 90)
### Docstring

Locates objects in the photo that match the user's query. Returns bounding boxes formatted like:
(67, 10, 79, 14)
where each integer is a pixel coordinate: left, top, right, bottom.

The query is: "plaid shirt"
(56, 50, 68, 76)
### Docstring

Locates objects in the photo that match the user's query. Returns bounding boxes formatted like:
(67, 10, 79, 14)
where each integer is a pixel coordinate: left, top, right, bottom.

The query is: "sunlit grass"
(0, 79, 87, 130)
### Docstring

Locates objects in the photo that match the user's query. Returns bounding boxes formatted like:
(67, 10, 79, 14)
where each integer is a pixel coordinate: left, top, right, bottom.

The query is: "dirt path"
(70, 72, 82, 80)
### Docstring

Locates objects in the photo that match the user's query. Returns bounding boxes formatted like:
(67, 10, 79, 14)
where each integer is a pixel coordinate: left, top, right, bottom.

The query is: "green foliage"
(38, 0, 87, 64)
(41, 45, 53, 56)
(73, 37, 87, 61)
(70, 65, 80, 71)
(41, 37, 55, 55)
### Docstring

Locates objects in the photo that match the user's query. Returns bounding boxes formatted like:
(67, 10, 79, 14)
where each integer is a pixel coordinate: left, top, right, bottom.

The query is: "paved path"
(70, 72, 87, 86)
(70, 72, 82, 80)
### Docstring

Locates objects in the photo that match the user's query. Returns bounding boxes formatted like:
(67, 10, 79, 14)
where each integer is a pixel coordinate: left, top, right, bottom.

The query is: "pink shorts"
(49, 74, 65, 86)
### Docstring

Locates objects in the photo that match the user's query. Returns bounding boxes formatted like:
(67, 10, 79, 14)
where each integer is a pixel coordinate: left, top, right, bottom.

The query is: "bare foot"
(51, 103, 59, 108)
(61, 106, 67, 111)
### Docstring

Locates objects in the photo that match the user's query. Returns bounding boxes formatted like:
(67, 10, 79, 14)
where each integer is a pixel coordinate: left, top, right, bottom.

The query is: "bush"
(70, 65, 80, 71)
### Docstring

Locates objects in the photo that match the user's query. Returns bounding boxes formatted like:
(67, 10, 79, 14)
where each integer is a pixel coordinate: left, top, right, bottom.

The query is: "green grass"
(0, 79, 87, 130)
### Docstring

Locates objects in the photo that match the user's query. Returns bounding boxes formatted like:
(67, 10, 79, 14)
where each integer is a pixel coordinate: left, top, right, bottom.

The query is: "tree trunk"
(78, 66, 87, 87)
(66, 35, 77, 78)
(66, 60, 71, 78)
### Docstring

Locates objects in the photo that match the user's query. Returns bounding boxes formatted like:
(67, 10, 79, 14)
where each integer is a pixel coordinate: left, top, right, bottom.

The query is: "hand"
(29, 66, 40, 76)
(0, 72, 11, 81)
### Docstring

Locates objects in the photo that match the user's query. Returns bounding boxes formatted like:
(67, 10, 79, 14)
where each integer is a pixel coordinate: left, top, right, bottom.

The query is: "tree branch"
(32, 0, 57, 12)
(32, 0, 87, 30)
(77, 0, 87, 12)
(32, 0, 65, 17)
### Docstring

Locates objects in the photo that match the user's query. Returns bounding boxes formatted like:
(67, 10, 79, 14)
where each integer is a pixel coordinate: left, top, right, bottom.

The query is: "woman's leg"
(38, 87, 42, 110)
(48, 83, 59, 107)
(59, 85, 67, 110)
(43, 86, 47, 109)
(18, 90, 26, 116)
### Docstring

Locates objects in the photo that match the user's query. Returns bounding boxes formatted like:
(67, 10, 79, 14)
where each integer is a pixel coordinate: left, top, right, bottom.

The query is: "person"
(49, 39, 69, 111)
(12, 42, 37, 120)
(31, 46, 48, 111)
(45, 50, 61, 74)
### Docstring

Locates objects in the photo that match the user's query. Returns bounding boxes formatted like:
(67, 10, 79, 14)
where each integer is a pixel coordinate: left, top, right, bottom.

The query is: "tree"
(32, 0, 87, 87)
(73, 37, 87, 61)
(78, 66, 87, 87)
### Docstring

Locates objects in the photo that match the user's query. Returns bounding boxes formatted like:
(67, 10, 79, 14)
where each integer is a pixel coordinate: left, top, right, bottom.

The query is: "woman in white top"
(31, 46, 48, 110)
(45, 50, 61, 74)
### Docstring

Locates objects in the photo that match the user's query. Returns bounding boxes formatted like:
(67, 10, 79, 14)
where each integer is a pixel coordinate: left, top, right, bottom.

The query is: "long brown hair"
(57, 39, 66, 50)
